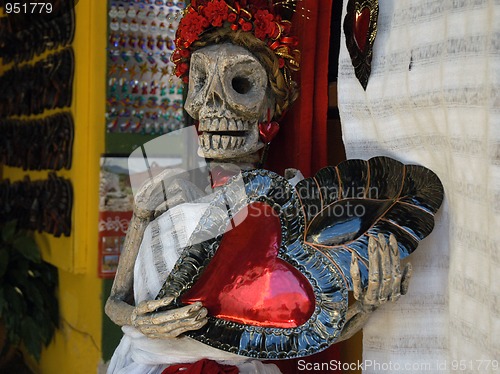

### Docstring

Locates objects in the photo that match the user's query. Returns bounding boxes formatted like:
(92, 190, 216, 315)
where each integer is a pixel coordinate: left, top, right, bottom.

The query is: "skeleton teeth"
(231, 137, 239, 149)
(219, 118, 228, 131)
(236, 120, 243, 131)
(212, 134, 221, 149)
(199, 134, 210, 151)
(231, 136, 245, 149)
(210, 118, 220, 131)
(240, 137, 246, 147)
(203, 133, 210, 151)
(228, 119, 237, 131)
(200, 130, 248, 152)
(221, 135, 230, 149)
(199, 119, 209, 131)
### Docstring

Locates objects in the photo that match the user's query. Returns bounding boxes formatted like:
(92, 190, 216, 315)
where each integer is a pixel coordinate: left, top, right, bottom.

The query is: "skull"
(184, 43, 275, 160)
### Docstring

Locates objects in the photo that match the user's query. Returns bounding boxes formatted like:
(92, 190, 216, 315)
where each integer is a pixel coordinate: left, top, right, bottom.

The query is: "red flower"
(177, 62, 189, 75)
(172, 49, 182, 62)
(253, 9, 275, 40)
(178, 11, 210, 45)
(180, 48, 191, 58)
(241, 21, 253, 32)
(203, 0, 228, 27)
(227, 12, 237, 23)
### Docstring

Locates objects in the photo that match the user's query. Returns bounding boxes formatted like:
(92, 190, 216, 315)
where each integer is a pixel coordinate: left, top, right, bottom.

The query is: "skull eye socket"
(194, 73, 207, 91)
(231, 76, 252, 95)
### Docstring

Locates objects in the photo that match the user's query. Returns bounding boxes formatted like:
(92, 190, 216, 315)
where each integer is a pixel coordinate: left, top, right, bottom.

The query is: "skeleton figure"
(105, 4, 412, 373)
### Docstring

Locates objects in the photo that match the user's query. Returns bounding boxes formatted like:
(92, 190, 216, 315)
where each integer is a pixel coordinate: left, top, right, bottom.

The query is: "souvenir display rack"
(105, 0, 186, 154)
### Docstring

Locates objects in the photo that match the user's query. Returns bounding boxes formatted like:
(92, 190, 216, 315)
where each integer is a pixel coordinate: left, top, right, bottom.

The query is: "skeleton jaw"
(197, 117, 264, 159)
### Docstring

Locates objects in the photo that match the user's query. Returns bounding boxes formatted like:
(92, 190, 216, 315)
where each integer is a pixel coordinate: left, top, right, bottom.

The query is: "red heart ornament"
(158, 159, 443, 357)
(258, 121, 280, 144)
(181, 202, 315, 328)
(354, 7, 371, 53)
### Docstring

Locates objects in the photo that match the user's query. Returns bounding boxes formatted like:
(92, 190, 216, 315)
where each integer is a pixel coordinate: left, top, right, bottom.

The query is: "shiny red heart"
(354, 7, 371, 53)
(181, 202, 315, 328)
(258, 121, 280, 144)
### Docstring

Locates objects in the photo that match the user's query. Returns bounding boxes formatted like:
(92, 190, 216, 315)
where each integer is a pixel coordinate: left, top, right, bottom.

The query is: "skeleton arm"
(337, 234, 413, 342)
(105, 210, 150, 326)
(105, 169, 209, 338)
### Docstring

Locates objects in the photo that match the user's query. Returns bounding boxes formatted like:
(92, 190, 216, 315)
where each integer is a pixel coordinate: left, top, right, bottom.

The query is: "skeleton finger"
(134, 312, 158, 326)
(164, 302, 205, 320)
(134, 308, 201, 327)
(155, 314, 208, 333)
(143, 305, 208, 326)
(389, 234, 402, 301)
(138, 311, 207, 334)
(135, 302, 204, 326)
(138, 310, 208, 337)
(146, 319, 209, 339)
(135, 297, 175, 316)
(350, 252, 362, 301)
(167, 320, 208, 337)
(400, 263, 413, 295)
(365, 236, 381, 306)
(378, 233, 392, 302)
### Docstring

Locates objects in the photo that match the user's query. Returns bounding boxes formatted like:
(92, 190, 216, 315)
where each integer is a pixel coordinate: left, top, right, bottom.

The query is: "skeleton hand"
(131, 297, 208, 339)
(350, 233, 412, 312)
(134, 169, 205, 220)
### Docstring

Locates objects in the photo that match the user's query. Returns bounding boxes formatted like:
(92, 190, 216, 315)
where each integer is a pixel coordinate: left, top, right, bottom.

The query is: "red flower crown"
(172, 0, 301, 84)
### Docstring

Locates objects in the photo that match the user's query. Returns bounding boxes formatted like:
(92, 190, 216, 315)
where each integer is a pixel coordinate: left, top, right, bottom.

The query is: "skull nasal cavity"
(208, 91, 223, 106)
(232, 76, 252, 95)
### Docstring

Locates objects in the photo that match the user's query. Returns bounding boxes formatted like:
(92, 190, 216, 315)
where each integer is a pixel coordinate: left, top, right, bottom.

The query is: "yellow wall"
(1, 0, 107, 372)
(39, 1, 107, 372)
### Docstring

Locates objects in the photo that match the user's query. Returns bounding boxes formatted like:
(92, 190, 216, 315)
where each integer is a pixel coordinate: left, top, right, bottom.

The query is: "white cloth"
(108, 202, 282, 374)
(338, 0, 500, 372)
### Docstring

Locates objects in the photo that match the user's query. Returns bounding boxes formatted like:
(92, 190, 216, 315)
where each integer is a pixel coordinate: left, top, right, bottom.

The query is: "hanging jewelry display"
(343, 0, 379, 90)
(0, 113, 74, 171)
(0, 0, 76, 64)
(106, 0, 186, 136)
(0, 173, 73, 238)
(0, 48, 75, 117)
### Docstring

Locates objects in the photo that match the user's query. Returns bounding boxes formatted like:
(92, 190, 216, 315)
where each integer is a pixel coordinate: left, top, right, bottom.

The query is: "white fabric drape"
(108, 203, 282, 374)
(338, 0, 499, 372)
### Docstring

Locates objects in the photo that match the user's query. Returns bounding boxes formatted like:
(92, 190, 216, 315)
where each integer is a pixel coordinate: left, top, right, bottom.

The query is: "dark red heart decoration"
(157, 157, 444, 359)
(181, 201, 316, 328)
(258, 121, 280, 144)
(344, 0, 379, 89)
(353, 7, 371, 53)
